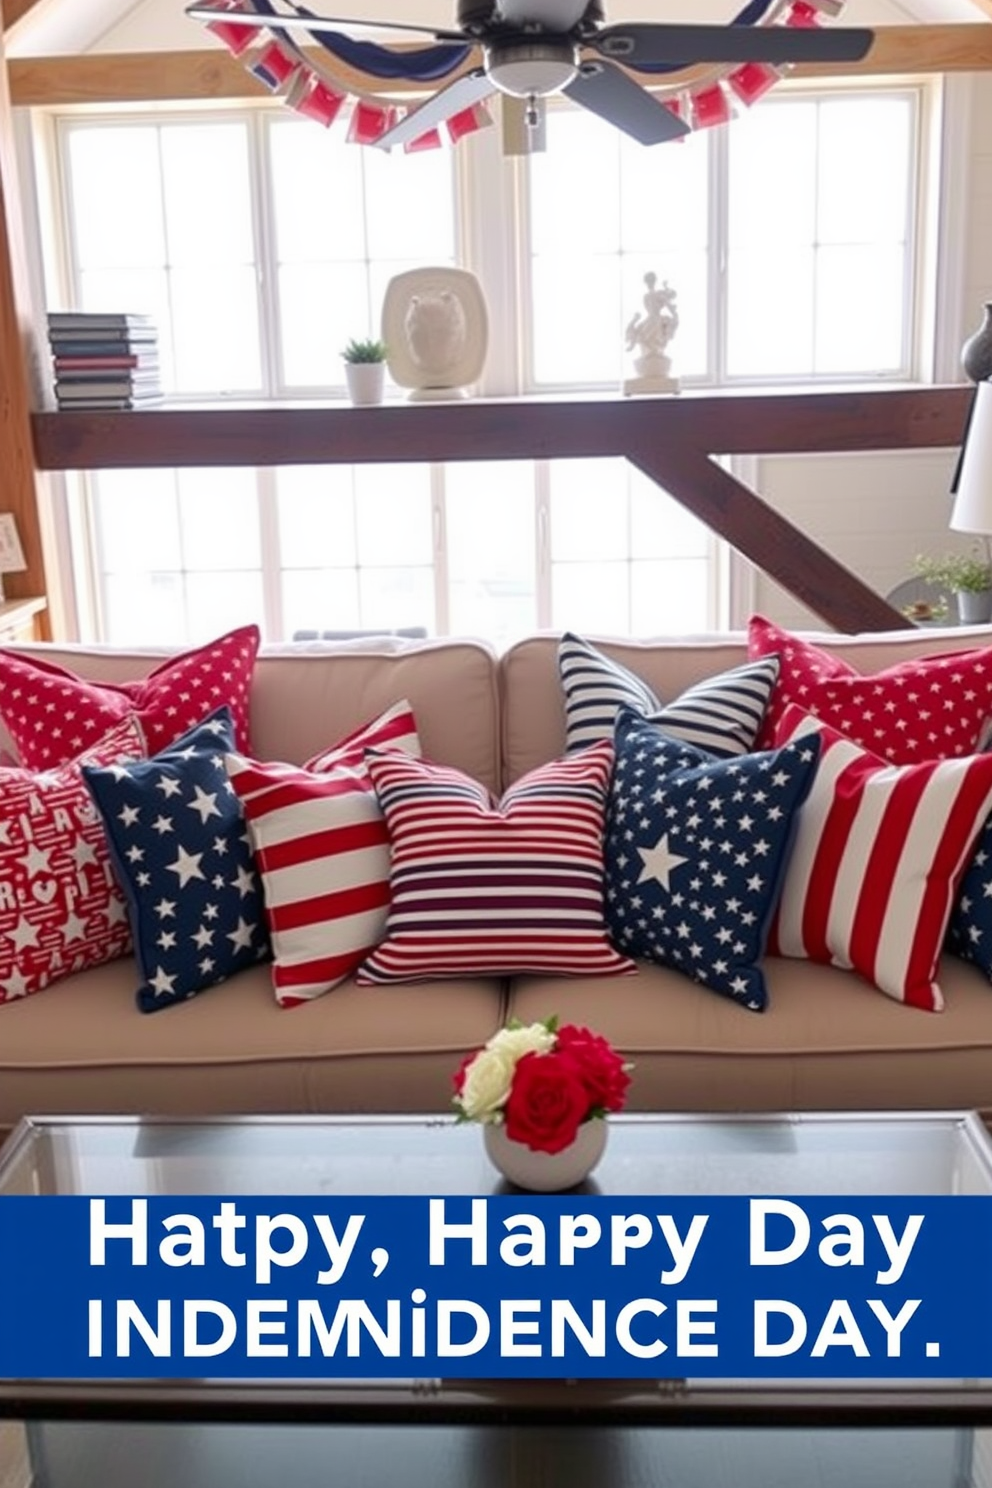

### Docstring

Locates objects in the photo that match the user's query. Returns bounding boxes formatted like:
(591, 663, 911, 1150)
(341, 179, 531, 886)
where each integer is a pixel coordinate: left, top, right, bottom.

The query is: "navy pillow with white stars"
(604, 708, 821, 1012)
(82, 706, 270, 1013)
(946, 821, 992, 979)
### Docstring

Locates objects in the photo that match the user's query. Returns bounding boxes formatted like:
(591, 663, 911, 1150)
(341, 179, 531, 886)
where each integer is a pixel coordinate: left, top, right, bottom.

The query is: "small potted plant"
(342, 337, 388, 406)
(913, 547, 992, 624)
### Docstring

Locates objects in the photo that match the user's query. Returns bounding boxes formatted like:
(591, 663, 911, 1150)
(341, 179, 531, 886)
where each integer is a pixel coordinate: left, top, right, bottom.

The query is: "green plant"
(342, 337, 388, 364)
(912, 547, 992, 594)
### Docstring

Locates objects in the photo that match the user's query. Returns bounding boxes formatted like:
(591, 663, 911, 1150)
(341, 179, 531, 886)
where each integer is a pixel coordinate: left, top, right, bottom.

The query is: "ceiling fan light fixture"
(485, 41, 579, 97)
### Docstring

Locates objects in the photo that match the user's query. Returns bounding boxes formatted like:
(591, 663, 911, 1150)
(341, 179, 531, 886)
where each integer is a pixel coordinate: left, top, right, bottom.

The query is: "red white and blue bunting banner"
(194, 0, 849, 147)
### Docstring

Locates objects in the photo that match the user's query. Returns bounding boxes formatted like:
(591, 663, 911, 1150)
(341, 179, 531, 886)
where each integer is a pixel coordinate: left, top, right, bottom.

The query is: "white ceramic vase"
(344, 361, 385, 406)
(483, 1119, 607, 1193)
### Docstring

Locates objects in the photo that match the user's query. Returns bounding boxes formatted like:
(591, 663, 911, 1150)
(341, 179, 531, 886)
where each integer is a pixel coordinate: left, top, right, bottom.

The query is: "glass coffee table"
(2, 1110, 992, 1488)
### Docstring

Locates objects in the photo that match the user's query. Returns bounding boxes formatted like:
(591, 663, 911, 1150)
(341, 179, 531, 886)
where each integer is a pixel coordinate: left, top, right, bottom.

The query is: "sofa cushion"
(358, 741, 636, 983)
(0, 624, 259, 770)
(506, 953, 992, 1119)
(749, 614, 992, 762)
(501, 629, 992, 789)
(770, 704, 992, 1011)
(605, 710, 820, 1012)
(0, 715, 144, 1006)
(225, 700, 421, 1007)
(83, 708, 270, 1012)
(0, 956, 506, 1130)
(0, 636, 501, 792)
(559, 631, 779, 758)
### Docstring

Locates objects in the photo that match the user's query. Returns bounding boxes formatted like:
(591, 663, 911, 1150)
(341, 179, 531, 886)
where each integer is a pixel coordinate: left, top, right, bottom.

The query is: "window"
(46, 82, 927, 647)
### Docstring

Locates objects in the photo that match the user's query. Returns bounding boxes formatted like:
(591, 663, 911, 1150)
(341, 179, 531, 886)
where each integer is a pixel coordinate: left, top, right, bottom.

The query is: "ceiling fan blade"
(185, 3, 469, 43)
(375, 69, 495, 148)
(589, 21, 874, 67)
(563, 61, 689, 145)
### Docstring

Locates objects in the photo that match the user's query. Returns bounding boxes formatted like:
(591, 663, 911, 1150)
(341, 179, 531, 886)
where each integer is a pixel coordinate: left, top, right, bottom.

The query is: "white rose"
(458, 1046, 518, 1122)
(485, 1023, 556, 1062)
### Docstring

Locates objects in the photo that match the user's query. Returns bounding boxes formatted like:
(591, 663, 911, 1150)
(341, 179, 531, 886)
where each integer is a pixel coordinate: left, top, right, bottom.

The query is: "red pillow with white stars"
(0, 624, 259, 772)
(0, 715, 145, 1005)
(748, 615, 992, 764)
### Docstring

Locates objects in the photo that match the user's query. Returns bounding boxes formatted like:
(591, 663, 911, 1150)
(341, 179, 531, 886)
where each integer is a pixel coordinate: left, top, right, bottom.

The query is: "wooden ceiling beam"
(3, 0, 52, 35)
(7, 23, 992, 109)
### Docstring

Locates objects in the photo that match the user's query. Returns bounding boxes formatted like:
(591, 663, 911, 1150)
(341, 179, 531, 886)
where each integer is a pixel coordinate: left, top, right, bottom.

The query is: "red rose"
(503, 1051, 590, 1154)
(452, 1050, 476, 1097)
(554, 1024, 630, 1113)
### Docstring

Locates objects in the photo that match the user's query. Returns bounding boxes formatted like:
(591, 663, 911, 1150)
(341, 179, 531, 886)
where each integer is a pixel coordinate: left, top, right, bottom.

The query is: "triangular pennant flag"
(203, 1, 258, 57)
(249, 40, 299, 91)
(726, 61, 781, 105)
(446, 100, 493, 143)
(404, 125, 443, 152)
(691, 83, 733, 130)
(348, 99, 397, 145)
(286, 69, 347, 127)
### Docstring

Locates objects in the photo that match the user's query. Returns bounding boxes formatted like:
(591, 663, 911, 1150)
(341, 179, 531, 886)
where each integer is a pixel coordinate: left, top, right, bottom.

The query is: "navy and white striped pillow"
(558, 633, 779, 758)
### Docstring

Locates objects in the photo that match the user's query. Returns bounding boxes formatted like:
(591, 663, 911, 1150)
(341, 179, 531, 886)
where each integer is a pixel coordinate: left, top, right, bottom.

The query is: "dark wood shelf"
(28, 386, 973, 636)
(30, 386, 972, 470)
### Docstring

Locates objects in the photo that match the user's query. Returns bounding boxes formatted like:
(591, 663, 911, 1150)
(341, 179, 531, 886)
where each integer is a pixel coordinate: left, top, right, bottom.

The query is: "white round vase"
(484, 1120, 607, 1193)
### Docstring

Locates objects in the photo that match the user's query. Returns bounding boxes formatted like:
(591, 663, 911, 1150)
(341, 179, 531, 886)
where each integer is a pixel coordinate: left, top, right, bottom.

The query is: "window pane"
(170, 266, 261, 392)
(529, 104, 710, 387)
(726, 246, 815, 377)
(186, 570, 265, 640)
(282, 569, 361, 638)
(269, 118, 367, 262)
(550, 459, 629, 561)
(277, 467, 358, 568)
(103, 572, 185, 645)
(728, 102, 818, 249)
(92, 469, 182, 572)
(353, 466, 432, 565)
(446, 462, 537, 644)
(816, 244, 906, 374)
(552, 561, 630, 634)
(67, 126, 165, 269)
(358, 567, 434, 631)
(631, 558, 709, 633)
(817, 96, 911, 244)
(177, 470, 261, 569)
(630, 473, 710, 559)
(363, 143, 454, 261)
(160, 123, 254, 266)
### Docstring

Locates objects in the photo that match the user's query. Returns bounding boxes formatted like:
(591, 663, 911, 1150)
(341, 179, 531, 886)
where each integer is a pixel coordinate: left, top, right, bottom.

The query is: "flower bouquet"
(453, 1017, 632, 1191)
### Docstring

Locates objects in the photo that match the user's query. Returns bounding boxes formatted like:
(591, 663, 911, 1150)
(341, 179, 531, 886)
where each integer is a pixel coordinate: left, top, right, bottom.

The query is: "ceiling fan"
(187, 0, 874, 149)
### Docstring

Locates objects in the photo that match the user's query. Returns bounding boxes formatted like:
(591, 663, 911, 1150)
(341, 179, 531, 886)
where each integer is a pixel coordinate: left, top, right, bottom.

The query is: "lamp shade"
(952, 379, 992, 535)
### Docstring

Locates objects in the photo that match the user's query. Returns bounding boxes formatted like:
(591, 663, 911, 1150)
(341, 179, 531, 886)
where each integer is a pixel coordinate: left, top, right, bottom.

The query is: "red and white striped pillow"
(770, 703, 992, 1010)
(224, 700, 420, 1007)
(357, 740, 636, 983)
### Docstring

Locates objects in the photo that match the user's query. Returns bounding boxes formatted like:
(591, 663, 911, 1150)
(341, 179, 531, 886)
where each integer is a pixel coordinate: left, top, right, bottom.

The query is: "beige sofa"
(4, 624, 992, 1136)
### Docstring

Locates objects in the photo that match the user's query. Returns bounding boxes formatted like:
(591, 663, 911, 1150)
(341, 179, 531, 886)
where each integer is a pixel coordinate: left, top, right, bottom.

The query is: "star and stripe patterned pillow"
(770, 703, 992, 1010)
(357, 740, 636, 983)
(83, 707, 270, 1012)
(0, 624, 259, 771)
(0, 715, 145, 1006)
(559, 632, 779, 758)
(224, 700, 421, 1007)
(604, 709, 821, 1011)
(749, 615, 992, 763)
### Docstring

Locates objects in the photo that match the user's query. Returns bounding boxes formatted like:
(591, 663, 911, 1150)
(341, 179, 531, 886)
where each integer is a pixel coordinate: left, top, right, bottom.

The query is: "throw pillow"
(82, 707, 270, 1012)
(0, 624, 259, 771)
(225, 699, 421, 1007)
(604, 709, 821, 1011)
(0, 715, 144, 1006)
(770, 703, 992, 1011)
(749, 614, 992, 763)
(357, 740, 636, 983)
(559, 631, 780, 758)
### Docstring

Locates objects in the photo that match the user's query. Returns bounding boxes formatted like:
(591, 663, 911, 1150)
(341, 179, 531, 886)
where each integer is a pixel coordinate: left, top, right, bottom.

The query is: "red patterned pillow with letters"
(0, 716, 145, 1004)
(0, 624, 259, 770)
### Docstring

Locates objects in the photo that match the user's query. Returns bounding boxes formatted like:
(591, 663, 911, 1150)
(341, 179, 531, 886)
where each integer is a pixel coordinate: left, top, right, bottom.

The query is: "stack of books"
(47, 312, 163, 410)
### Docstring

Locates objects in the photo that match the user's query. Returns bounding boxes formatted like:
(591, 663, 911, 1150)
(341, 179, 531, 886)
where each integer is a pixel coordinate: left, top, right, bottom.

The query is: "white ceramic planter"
(484, 1119, 607, 1192)
(344, 361, 385, 406)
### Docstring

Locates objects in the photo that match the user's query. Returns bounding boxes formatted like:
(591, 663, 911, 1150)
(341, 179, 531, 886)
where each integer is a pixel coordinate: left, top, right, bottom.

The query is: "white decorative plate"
(381, 266, 488, 398)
